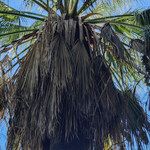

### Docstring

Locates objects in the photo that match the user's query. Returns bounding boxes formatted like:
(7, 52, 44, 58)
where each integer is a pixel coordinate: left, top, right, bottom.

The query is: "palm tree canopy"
(0, 0, 150, 150)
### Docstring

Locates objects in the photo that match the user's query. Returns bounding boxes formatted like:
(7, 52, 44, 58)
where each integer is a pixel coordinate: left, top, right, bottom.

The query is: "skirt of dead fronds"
(7, 17, 150, 150)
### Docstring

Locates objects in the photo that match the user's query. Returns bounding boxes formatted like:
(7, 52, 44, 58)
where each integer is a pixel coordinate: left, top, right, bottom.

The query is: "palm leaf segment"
(0, 0, 150, 150)
(136, 9, 150, 86)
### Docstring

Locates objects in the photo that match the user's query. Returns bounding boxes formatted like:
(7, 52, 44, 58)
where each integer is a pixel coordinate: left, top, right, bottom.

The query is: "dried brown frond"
(6, 16, 150, 150)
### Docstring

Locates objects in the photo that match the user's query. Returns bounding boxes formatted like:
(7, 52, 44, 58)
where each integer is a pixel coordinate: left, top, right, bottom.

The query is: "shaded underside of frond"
(135, 9, 150, 86)
(6, 16, 150, 150)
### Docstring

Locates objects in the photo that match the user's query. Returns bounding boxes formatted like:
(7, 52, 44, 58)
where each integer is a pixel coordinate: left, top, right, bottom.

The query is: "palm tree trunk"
(42, 136, 91, 150)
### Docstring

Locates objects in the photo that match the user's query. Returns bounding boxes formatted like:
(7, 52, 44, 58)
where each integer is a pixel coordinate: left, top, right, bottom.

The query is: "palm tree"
(0, 0, 150, 149)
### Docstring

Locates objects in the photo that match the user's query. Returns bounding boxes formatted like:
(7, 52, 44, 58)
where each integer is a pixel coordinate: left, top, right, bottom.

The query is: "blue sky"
(0, 120, 7, 150)
(0, 0, 150, 150)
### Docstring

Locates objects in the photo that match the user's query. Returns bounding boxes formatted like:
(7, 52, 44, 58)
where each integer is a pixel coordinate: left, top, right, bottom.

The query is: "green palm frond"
(0, 10, 46, 21)
(24, 0, 50, 11)
(0, 20, 36, 45)
(0, 1, 45, 48)
(77, 0, 96, 15)
(0, 1, 19, 21)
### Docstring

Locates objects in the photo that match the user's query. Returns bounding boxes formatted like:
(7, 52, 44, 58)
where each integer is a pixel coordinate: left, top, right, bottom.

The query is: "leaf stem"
(0, 29, 36, 37)
(0, 11, 45, 21)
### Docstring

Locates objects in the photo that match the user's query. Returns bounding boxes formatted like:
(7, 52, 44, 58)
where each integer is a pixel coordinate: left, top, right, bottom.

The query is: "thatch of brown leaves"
(5, 15, 150, 150)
